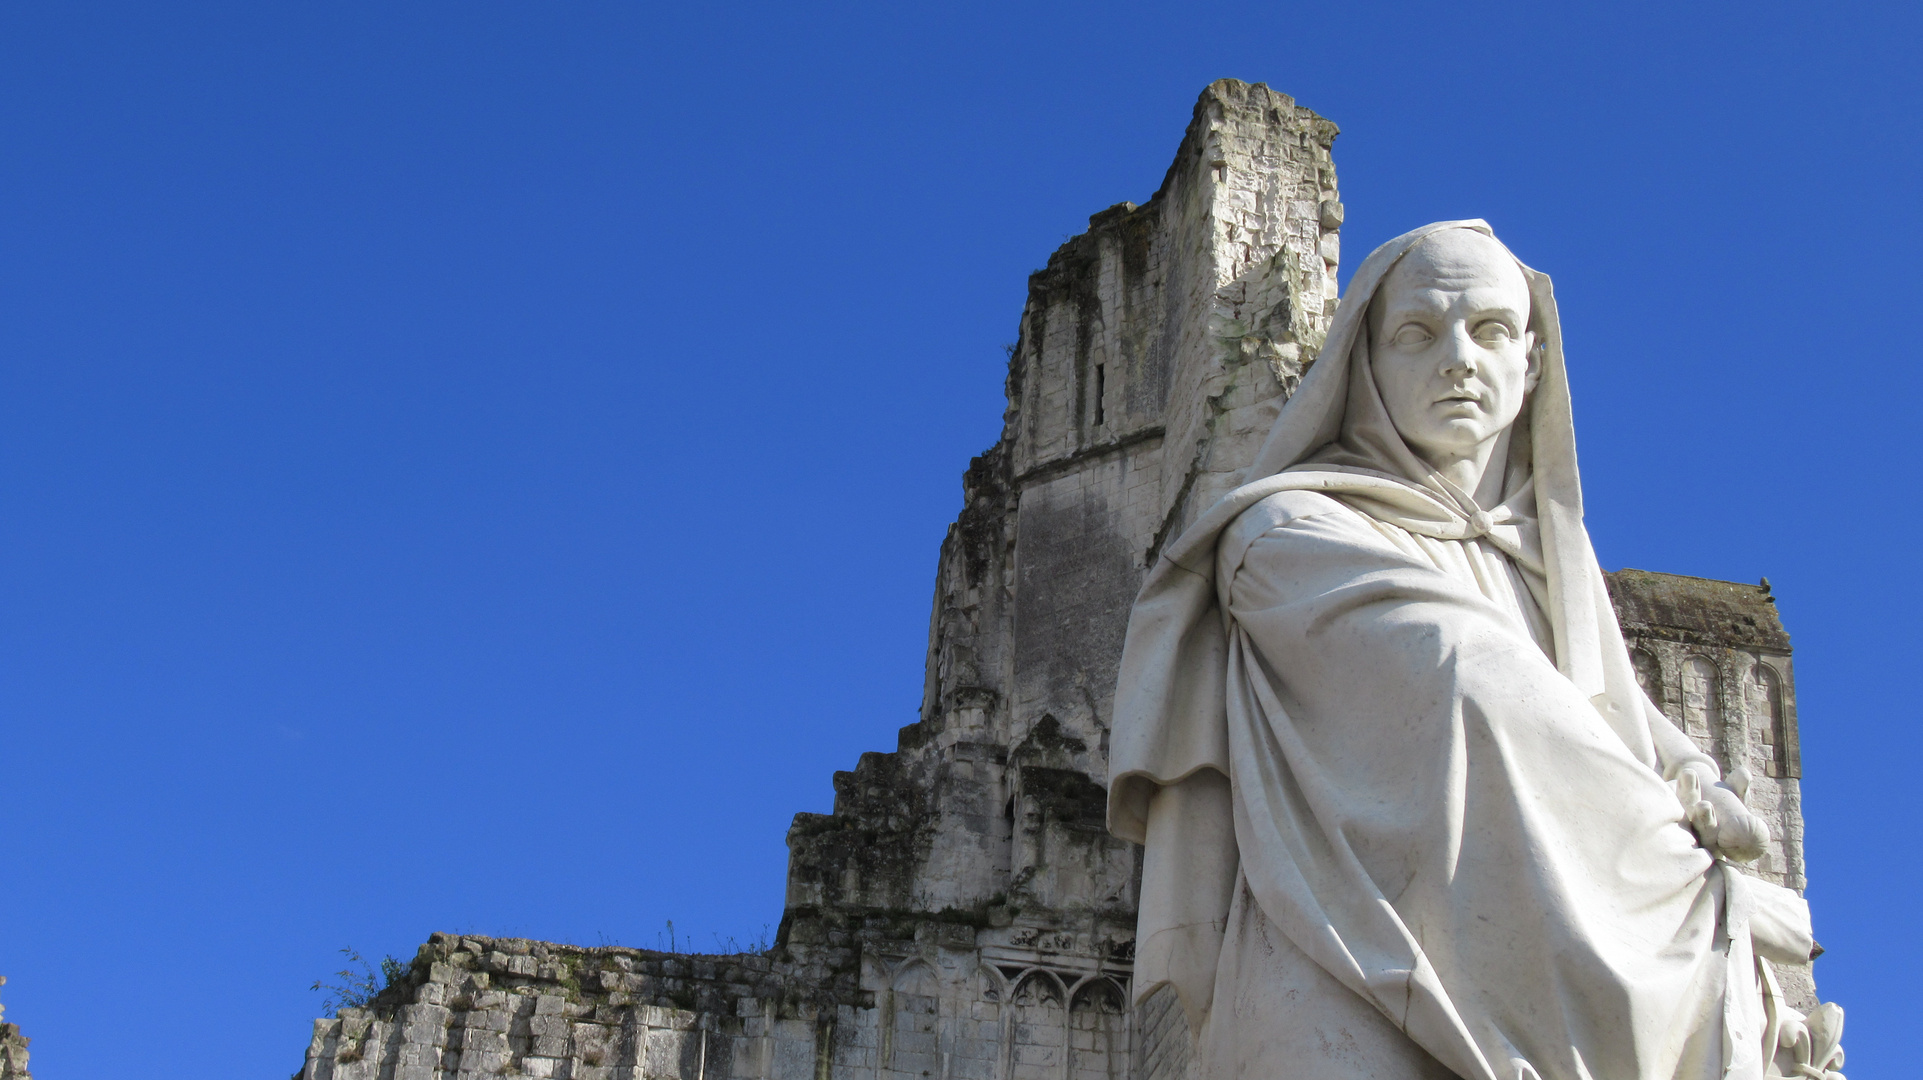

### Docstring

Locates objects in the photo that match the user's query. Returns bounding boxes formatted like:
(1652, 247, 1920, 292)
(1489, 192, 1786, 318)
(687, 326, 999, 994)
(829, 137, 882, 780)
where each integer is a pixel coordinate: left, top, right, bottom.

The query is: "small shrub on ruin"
(311, 947, 411, 1017)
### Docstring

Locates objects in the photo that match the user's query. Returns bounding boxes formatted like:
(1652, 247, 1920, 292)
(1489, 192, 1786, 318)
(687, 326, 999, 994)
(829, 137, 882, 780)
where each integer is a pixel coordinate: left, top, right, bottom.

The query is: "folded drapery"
(1108, 222, 1808, 1080)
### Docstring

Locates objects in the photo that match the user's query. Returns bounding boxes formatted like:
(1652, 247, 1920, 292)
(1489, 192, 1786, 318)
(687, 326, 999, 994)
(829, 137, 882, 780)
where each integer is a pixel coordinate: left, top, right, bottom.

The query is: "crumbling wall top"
(1607, 568, 1790, 651)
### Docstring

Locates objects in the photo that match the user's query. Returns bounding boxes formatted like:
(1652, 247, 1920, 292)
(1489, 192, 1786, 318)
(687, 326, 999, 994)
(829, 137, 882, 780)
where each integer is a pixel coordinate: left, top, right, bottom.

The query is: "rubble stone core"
(295, 79, 1818, 1080)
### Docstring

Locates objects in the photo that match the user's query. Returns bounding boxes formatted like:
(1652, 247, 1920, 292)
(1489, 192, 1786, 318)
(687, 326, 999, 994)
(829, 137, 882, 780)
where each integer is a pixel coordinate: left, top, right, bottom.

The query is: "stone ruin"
(0, 977, 29, 1080)
(276, 80, 1820, 1080)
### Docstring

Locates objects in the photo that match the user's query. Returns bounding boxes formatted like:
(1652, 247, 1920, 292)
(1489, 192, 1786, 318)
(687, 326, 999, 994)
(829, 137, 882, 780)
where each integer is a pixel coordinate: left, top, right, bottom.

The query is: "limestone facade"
(293, 80, 1820, 1080)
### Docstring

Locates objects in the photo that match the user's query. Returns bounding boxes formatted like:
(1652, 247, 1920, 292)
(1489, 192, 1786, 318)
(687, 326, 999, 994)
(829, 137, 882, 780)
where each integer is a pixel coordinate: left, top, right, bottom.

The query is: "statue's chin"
(1402, 421, 1506, 467)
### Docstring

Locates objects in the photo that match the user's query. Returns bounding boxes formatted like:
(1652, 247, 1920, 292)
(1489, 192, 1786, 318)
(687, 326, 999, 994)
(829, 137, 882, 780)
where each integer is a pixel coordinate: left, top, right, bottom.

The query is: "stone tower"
(292, 80, 1817, 1080)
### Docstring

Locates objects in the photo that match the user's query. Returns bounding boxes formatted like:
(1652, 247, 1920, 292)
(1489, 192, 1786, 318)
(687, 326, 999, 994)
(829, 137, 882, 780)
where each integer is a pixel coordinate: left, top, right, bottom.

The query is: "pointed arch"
(1008, 970, 1068, 1080)
(892, 959, 940, 996)
(1068, 978, 1128, 1080)
(947, 965, 1007, 1080)
(887, 960, 941, 1079)
(976, 963, 1009, 1004)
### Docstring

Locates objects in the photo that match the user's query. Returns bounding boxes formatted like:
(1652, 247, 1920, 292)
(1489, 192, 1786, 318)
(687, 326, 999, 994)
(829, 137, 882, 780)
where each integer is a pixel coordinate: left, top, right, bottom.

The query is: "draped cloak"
(1106, 222, 1813, 1080)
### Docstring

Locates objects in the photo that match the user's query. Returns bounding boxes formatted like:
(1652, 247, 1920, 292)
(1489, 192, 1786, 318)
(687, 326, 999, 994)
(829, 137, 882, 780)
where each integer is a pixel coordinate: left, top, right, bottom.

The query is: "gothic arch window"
(1007, 971, 1067, 1080)
(1681, 655, 1725, 765)
(887, 961, 940, 1079)
(1751, 663, 1790, 778)
(945, 966, 1005, 1080)
(976, 965, 1007, 1005)
(1068, 978, 1128, 1080)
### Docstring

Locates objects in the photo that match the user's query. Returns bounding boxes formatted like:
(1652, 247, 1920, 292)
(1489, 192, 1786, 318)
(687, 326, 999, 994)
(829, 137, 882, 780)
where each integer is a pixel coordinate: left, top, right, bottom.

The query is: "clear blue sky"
(1, 3, 1915, 1076)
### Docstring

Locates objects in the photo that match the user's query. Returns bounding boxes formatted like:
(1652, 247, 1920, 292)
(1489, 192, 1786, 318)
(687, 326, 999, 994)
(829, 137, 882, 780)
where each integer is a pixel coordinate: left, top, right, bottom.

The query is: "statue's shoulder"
(1221, 487, 1355, 553)
(1215, 488, 1365, 587)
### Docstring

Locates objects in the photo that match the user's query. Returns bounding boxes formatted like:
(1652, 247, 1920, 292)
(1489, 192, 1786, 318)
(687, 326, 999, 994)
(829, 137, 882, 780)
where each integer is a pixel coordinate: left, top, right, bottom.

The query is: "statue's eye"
(1390, 323, 1433, 347)
(1473, 321, 1515, 346)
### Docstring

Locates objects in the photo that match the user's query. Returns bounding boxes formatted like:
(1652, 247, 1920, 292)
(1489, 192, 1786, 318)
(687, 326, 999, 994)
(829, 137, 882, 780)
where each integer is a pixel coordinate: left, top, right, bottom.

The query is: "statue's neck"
(1426, 426, 1514, 510)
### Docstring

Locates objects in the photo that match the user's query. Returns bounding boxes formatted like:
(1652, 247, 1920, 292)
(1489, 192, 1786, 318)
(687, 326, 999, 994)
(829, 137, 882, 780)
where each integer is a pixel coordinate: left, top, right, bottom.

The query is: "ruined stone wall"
(0, 1026, 26, 1080)
(295, 80, 1821, 1080)
(300, 934, 827, 1080)
(300, 75, 1341, 1080)
(783, 71, 1340, 969)
(0, 977, 30, 1080)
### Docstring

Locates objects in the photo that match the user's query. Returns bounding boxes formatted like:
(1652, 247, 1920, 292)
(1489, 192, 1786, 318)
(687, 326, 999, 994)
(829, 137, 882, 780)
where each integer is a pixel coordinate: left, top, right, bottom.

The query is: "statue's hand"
(1677, 764, 1770, 863)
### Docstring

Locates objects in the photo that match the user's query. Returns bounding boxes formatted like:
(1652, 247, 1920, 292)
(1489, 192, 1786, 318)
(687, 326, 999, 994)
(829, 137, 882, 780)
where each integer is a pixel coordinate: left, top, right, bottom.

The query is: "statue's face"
(1368, 231, 1540, 468)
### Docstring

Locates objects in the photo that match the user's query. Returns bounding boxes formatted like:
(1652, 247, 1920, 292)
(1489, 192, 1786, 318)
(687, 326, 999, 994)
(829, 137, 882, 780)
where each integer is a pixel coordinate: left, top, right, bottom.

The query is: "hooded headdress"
(1109, 220, 1654, 846)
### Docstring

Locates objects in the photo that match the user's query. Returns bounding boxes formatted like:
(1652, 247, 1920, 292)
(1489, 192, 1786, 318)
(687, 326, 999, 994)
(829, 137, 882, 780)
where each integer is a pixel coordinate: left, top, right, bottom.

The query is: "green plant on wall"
(311, 947, 409, 1016)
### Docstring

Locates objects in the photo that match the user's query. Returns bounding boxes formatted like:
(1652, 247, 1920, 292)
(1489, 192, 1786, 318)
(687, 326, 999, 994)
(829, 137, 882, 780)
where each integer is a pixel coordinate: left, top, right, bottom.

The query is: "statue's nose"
(1439, 325, 1480, 376)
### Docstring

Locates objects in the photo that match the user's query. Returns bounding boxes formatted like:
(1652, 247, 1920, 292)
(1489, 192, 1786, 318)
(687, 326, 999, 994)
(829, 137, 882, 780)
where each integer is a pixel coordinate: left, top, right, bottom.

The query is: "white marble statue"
(1107, 222, 1845, 1080)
